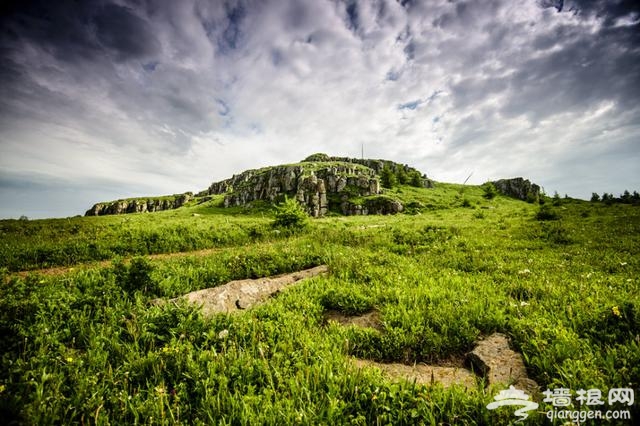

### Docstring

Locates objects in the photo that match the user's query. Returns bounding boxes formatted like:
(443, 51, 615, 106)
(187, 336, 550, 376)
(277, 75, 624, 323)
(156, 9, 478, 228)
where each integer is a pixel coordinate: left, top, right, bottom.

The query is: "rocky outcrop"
(206, 162, 385, 217)
(85, 193, 192, 216)
(491, 178, 540, 202)
(304, 154, 434, 188)
(340, 196, 404, 216)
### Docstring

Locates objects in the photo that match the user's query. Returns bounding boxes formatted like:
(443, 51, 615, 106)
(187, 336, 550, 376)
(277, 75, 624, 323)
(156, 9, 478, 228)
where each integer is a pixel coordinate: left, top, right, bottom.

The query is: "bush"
(590, 192, 600, 202)
(536, 205, 560, 221)
(272, 196, 309, 230)
(409, 171, 423, 187)
(114, 256, 157, 295)
(380, 166, 397, 189)
(482, 182, 497, 199)
(302, 153, 330, 162)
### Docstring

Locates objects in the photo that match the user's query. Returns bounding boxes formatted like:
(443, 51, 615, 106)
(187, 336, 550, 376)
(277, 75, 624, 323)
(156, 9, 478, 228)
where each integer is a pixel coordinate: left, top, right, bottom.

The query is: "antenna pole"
(361, 143, 364, 160)
(463, 172, 473, 185)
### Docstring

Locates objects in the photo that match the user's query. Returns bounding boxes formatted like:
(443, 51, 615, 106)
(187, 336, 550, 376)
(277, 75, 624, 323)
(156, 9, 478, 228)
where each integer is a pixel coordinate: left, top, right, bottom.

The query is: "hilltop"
(85, 154, 540, 217)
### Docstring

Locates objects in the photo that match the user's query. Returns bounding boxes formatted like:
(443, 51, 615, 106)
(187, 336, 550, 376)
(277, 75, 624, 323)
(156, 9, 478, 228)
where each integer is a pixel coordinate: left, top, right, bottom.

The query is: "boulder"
(492, 178, 540, 202)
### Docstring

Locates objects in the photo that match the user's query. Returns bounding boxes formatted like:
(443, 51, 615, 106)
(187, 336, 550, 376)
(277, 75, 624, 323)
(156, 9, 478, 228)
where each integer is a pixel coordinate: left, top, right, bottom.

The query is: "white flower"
(518, 269, 531, 275)
(218, 329, 229, 339)
(520, 301, 529, 307)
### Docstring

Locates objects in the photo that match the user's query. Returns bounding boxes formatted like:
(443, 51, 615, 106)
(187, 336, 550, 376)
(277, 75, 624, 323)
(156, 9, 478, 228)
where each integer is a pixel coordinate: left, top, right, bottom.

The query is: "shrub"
(302, 153, 330, 162)
(409, 171, 423, 187)
(536, 205, 560, 221)
(482, 182, 497, 200)
(590, 192, 600, 202)
(114, 256, 157, 295)
(552, 191, 562, 206)
(525, 192, 538, 204)
(542, 222, 572, 245)
(461, 198, 472, 208)
(272, 196, 309, 230)
(380, 166, 397, 189)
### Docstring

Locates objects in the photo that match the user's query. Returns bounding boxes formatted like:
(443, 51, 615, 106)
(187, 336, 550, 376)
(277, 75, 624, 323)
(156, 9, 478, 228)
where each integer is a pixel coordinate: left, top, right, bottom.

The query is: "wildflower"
(155, 385, 166, 395)
(518, 269, 531, 275)
(612, 306, 621, 317)
(66, 357, 74, 363)
(0, 384, 5, 393)
(218, 329, 229, 339)
(620, 262, 628, 266)
(520, 301, 529, 307)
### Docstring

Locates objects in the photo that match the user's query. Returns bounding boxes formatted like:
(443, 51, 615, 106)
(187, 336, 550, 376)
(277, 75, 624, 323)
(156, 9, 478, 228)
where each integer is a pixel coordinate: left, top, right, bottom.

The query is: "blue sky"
(1, 0, 639, 218)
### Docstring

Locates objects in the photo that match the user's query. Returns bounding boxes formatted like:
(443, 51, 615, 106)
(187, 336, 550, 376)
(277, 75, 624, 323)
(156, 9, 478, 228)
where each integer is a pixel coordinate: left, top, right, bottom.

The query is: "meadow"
(0, 183, 638, 425)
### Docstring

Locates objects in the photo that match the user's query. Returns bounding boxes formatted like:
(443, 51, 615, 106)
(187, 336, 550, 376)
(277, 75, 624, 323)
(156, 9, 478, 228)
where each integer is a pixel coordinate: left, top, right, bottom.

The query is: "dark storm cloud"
(562, 0, 640, 26)
(0, 0, 160, 64)
(501, 22, 640, 121)
(93, 3, 161, 61)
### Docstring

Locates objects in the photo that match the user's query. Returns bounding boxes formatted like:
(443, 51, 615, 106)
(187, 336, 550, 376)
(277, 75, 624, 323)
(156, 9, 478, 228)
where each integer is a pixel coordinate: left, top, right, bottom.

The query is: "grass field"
(1, 183, 638, 425)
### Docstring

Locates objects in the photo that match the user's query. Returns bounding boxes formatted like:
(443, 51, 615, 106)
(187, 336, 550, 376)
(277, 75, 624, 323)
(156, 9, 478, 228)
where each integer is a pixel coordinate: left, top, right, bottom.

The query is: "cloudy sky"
(1, 0, 639, 218)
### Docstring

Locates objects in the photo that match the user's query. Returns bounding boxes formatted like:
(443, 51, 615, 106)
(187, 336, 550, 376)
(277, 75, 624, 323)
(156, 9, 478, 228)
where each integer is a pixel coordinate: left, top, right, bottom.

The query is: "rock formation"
(85, 193, 192, 216)
(198, 155, 433, 217)
(491, 178, 540, 202)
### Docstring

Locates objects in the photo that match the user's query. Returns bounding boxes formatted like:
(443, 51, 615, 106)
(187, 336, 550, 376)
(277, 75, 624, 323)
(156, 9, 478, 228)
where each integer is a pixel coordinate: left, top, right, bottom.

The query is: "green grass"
(1, 185, 639, 424)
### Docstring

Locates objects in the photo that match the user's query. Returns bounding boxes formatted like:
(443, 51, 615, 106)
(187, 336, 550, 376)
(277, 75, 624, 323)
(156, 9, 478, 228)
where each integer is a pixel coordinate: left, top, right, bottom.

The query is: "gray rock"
(467, 333, 538, 395)
(492, 178, 540, 202)
(84, 193, 192, 217)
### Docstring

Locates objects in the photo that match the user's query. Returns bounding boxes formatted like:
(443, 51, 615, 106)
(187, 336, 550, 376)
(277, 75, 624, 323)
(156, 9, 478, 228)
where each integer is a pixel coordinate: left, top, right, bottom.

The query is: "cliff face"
(206, 163, 382, 217)
(85, 193, 192, 216)
(202, 155, 434, 217)
(491, 178, 540, 202)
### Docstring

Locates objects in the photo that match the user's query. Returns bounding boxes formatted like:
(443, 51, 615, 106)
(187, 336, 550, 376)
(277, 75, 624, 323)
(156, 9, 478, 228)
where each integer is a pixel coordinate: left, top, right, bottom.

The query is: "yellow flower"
(0, 384, 5, 393)
(612, 306, 621, 317)
(66, 357, 74, 363)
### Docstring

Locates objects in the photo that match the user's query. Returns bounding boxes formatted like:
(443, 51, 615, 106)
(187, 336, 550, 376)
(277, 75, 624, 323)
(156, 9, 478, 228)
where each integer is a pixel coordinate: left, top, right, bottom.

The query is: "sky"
(1, 0, 639, 219)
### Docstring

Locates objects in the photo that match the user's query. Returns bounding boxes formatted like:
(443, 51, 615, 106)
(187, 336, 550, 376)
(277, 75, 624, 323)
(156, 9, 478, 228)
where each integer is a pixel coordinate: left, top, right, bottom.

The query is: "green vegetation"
(482, 182, 497, 200)
(1, 182, 639, 425)
(592, 190, 640, 206)
(380, 165, 398, 189)
(272, 196, 309, 231)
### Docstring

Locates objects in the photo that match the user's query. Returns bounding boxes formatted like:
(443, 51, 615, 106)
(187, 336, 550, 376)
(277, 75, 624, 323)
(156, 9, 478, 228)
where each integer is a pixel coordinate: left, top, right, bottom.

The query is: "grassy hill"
(1, 181, 639, 424)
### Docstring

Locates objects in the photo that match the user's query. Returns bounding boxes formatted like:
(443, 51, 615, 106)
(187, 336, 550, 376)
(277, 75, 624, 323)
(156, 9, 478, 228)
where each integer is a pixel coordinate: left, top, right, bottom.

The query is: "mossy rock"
(302, 153, 331, 162)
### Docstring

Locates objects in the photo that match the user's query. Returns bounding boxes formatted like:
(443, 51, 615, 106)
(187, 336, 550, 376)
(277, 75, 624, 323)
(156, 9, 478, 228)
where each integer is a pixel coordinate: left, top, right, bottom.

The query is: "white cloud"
(0, 0, 639, 217)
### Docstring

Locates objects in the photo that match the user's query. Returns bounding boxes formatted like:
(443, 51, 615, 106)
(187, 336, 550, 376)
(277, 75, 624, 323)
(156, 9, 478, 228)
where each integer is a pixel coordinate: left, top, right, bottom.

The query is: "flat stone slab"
(466, 333, 538, 394)
(163, 265, 328, 316)
(351, 358, 477, 389)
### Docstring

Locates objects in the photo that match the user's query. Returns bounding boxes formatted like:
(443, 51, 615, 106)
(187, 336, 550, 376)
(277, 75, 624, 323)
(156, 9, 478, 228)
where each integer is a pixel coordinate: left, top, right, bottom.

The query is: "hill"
(85, 154, 540, 217)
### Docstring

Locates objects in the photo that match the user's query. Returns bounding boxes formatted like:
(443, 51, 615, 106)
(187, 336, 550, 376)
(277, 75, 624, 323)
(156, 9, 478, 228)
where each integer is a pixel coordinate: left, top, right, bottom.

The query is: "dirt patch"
(351, 358, 477, 389)
(324, 310, 383, 330)
(466, 333, 539, 395)
(159, 265, 329, 316)
(350, 333, 537, 392)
